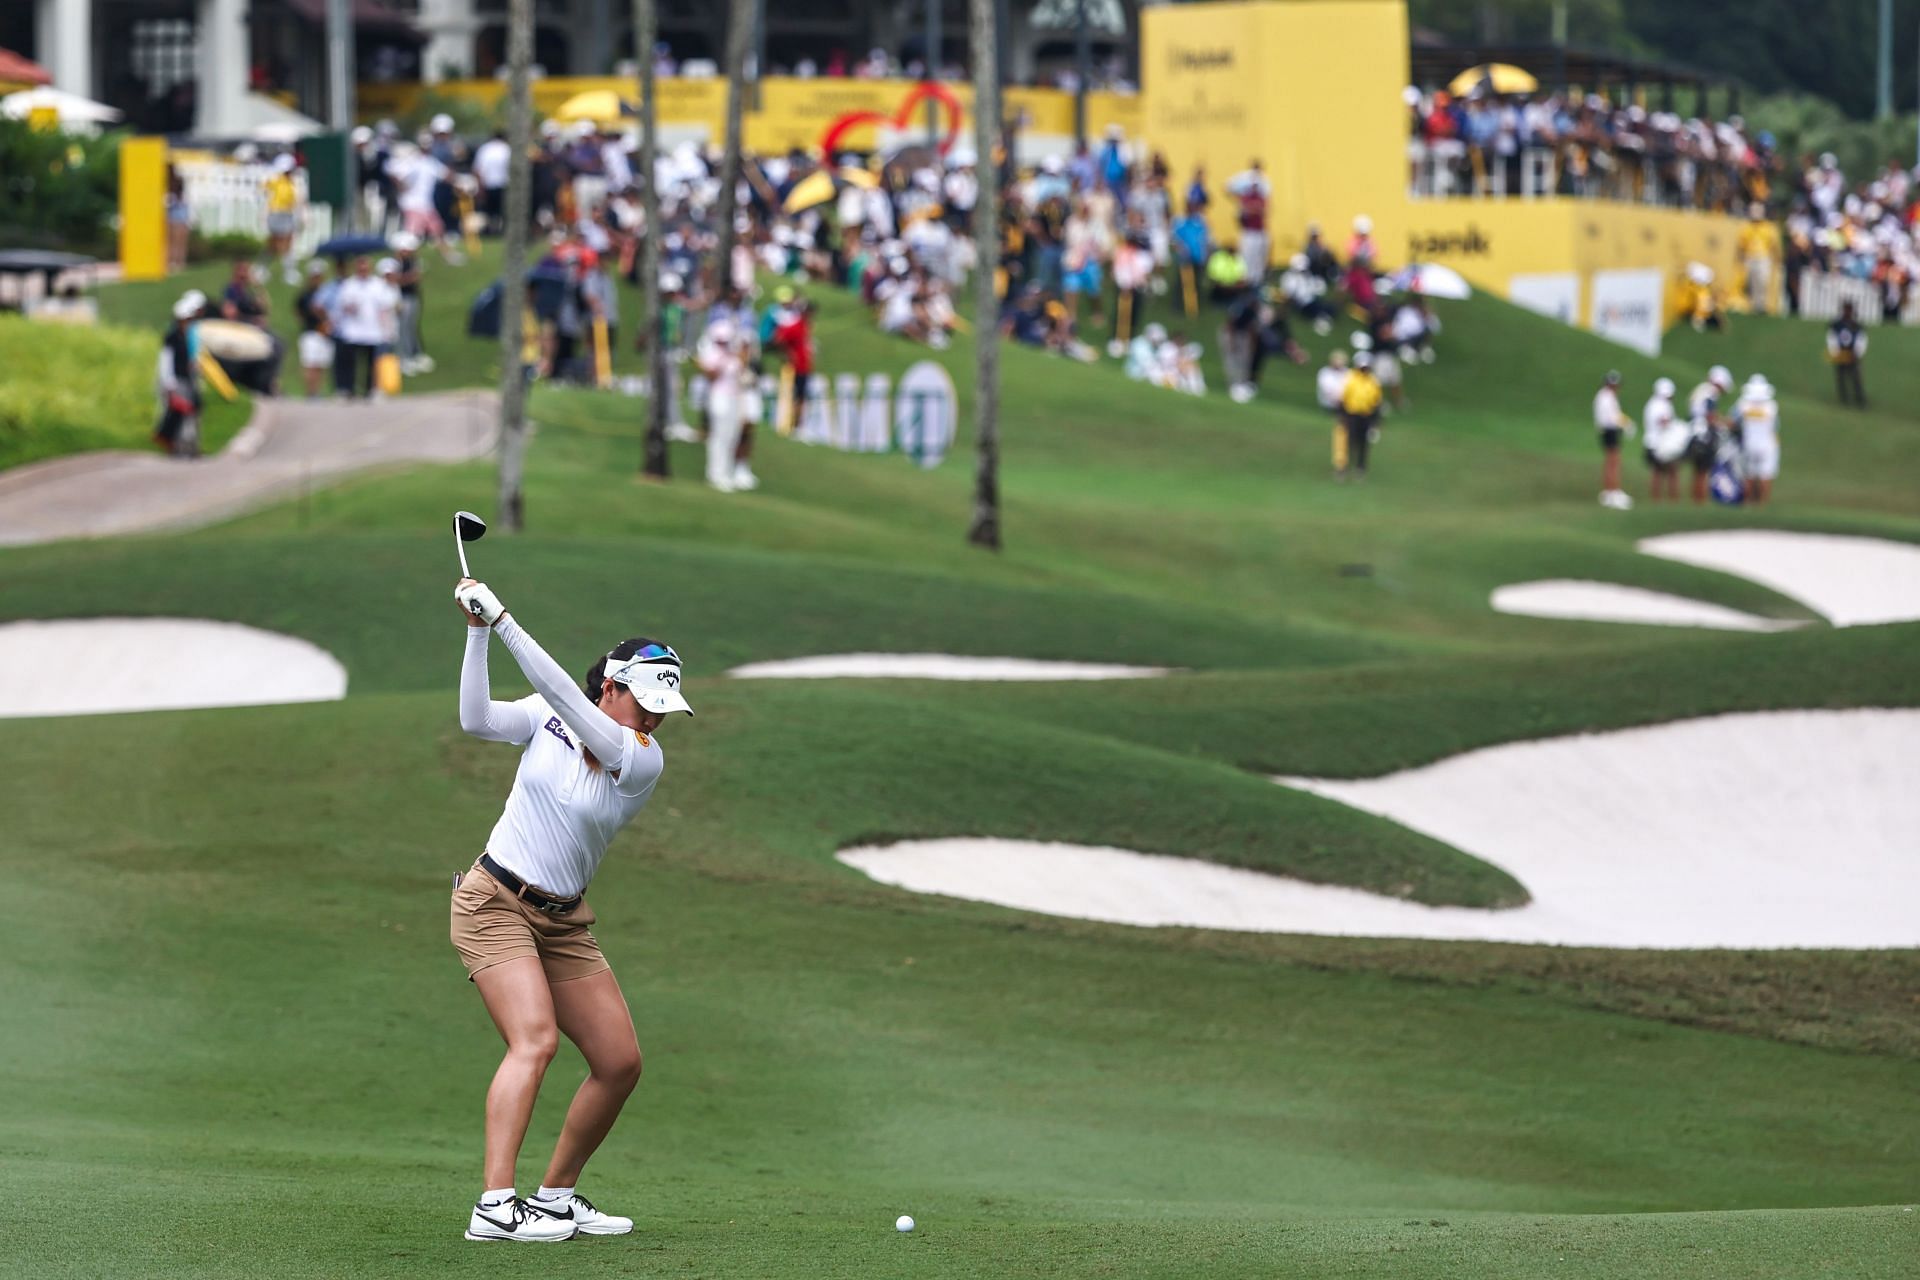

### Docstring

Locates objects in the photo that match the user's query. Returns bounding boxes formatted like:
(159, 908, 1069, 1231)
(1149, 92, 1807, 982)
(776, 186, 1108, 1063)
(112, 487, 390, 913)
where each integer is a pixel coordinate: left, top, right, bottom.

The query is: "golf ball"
(895, 1214, 916, 1233)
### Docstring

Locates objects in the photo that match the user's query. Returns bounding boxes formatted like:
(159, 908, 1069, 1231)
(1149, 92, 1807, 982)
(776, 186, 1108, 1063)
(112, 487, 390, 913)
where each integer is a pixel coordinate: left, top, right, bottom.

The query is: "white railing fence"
(175, 160, 334, 259)
(1794, 270, 1920, 325)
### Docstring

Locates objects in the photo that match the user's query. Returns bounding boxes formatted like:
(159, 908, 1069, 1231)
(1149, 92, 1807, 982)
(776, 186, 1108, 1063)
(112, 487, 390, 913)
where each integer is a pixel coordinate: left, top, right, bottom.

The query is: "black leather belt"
(480, 853, 582, 915)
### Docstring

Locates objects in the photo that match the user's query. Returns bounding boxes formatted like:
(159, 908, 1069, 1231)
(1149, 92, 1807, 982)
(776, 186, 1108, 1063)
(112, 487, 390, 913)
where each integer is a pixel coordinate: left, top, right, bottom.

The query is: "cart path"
(0, 391, 499, 547)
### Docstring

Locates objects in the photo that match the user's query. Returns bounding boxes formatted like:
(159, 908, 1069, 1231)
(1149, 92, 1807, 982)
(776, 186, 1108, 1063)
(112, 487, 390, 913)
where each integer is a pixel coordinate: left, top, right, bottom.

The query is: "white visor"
(604, 646, 693, 716)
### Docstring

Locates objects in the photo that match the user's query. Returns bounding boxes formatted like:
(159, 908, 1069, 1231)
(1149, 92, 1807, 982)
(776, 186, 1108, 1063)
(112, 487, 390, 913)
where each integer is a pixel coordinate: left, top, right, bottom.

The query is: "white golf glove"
(455, 580, 507, 625)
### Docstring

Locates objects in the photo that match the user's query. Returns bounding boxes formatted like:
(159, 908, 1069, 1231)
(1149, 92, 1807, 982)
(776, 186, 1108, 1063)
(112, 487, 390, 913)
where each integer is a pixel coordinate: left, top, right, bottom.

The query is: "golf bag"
(1708, 430, 1745, 505)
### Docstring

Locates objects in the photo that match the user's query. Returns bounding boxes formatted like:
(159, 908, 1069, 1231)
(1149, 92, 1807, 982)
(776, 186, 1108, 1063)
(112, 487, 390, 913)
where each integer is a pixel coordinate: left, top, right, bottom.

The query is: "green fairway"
(3, 252, 1917, 1277)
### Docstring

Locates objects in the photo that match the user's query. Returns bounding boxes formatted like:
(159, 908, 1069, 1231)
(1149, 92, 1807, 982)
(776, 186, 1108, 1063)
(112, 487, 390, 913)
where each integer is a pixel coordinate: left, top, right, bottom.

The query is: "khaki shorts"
(449, 860, 609, 984)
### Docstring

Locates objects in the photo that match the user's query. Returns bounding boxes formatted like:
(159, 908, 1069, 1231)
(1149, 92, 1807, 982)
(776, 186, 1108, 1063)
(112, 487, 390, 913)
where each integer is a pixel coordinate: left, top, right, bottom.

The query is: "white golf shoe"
(528, 1192, 634, 1236)
(732, 463, 759, 491)
(465, 1197, 578, 1243)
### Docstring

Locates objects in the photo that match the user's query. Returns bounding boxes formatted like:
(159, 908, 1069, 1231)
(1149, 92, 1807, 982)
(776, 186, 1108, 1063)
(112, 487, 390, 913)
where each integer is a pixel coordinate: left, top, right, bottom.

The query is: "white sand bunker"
(842, 710, 1920, 949)
(1491, 580, 1801, 631)
(0, 618, 347, 718)
(728, 653, 1171, 681)
(1639, 530, 1920, 627)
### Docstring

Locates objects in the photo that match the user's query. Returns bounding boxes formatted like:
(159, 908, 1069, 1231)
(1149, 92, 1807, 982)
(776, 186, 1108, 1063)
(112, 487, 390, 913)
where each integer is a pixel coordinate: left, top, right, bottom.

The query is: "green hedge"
(0, 314, 250, 471)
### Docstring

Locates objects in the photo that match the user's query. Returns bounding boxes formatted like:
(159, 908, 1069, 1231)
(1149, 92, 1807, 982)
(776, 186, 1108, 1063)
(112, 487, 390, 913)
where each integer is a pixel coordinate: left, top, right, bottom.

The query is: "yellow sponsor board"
(1395, 201, 1761, 325)
(118, 137, 168, 283)
(356, 76, 1132, 155)
(1142, 0, 1407, 251)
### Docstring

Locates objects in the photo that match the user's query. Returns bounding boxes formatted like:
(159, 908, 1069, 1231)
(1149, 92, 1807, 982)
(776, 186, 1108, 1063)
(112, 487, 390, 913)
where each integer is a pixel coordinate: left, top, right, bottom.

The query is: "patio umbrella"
(552, 90, 634, 126)
(1446, 63, 1538, 97)
(781, 166, 880, 215)
(0, 85, 122, 125)
(313, 233, 389, 261)
(0, 47, 52, 92)
(1391, 263, 1471, 300)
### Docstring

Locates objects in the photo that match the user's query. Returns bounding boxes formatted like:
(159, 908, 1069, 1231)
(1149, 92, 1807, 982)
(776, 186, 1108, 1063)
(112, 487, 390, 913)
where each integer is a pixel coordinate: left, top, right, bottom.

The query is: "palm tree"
(713, 0, 755, 296)
(967, 0, 1002, 550)
(634, 0, 670, 478)
(495, 0, 535, 530)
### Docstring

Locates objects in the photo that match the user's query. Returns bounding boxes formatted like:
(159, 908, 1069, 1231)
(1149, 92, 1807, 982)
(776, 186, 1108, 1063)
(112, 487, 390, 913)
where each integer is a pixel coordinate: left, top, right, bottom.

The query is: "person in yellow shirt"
(264, 153, 303, 285)
(1337, 351, 1384, 480)
(1736, 203, 1781, 315)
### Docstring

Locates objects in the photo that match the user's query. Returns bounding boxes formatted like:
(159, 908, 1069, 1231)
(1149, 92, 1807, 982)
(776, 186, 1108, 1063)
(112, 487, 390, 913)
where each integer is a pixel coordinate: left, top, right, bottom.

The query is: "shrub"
(189, 230, 267, 262)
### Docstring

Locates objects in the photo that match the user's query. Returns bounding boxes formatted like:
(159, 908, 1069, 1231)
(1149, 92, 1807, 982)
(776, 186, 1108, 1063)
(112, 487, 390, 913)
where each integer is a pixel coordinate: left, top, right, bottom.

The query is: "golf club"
(453, 510, 487, 580)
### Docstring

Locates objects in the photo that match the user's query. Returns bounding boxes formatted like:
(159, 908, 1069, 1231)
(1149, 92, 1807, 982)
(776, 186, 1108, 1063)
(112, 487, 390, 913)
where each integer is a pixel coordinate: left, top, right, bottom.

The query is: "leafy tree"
(0, 120, 121, 254)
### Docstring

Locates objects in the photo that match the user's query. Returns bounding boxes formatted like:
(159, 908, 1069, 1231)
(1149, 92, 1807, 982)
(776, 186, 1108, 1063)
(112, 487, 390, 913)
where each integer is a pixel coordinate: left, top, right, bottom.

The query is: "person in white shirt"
(329, 256, 395, 398)
(1641, 377, 1682, 503)
(1685, 365, 1735, 504)
(473, 132, 512, 235)
(1735, 374, 1780, 504)
(448, 576, 691, 1244)
(1592, 369, 1634, 509)
(696, 315, 750, 491)
(393, 145, 447, 242)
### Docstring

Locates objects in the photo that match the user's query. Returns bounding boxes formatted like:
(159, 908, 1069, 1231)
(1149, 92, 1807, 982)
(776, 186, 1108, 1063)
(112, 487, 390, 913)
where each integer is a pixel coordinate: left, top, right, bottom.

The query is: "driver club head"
(453, 510, 486, 581)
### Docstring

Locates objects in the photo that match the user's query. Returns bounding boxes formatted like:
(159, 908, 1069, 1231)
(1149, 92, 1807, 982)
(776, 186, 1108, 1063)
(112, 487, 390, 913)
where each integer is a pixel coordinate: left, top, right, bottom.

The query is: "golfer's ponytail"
(583, 637, 662, 701)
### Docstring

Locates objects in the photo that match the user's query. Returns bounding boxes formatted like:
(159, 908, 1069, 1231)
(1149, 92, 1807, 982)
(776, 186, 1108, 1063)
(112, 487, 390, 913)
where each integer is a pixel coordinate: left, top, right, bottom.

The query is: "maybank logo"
(1599, 301, 1654, 326)
(1168, 46, 1235, 73)
(1407, 225, 1492, 258)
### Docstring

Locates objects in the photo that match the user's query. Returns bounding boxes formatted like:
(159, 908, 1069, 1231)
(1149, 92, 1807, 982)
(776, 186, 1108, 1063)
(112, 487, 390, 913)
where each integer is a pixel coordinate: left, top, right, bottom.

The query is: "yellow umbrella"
(552, 89, 632, 125)
(782, 166, 881, 214)
(1447, 63, 1539, 97)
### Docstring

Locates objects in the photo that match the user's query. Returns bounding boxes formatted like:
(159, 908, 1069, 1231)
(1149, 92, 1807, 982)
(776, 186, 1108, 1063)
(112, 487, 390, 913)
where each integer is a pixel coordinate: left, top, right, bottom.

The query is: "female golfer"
(448, 576, 691, 1243)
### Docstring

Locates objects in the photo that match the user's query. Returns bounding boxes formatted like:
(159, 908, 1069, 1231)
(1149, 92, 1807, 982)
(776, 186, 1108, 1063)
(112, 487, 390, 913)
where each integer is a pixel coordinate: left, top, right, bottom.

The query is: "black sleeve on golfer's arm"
(493, 616, 629, 766)
(459, 626, 537, 744)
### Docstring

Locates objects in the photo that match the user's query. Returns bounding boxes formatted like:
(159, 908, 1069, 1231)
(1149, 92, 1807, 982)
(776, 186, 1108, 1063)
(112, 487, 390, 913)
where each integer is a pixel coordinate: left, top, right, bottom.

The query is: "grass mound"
(0, 314, 250, 470)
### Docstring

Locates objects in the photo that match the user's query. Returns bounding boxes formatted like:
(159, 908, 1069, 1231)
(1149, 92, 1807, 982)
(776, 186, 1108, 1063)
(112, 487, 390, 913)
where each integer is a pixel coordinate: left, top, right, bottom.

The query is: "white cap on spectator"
(1709, 365, 1733, 389)
(1042, 155, 1064, 175)
(1743, 374, 1774, 399)
(391, 230, 420, 252)
(431, 113, 454, 133)
(173, 290, 205, 319)
(1654, 377, 1675, 398)
(351, 125, 372, 144)
(377, 257, 400, 274)
(1353, 214, 1372, 234)
(274, 153, 296, 173)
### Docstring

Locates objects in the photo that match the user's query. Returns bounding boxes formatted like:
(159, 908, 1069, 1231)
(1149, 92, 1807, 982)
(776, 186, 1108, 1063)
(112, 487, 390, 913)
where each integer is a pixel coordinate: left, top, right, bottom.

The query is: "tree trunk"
(966, 0, 1001, 551)
(635, 0, 669, 478)
(714, 0, 754, 297)
(495, 0, 535, 531)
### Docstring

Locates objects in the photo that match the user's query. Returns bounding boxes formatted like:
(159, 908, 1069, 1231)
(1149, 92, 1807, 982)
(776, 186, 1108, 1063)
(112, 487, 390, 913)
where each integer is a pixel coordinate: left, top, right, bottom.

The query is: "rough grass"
(0, 313, 250, 469)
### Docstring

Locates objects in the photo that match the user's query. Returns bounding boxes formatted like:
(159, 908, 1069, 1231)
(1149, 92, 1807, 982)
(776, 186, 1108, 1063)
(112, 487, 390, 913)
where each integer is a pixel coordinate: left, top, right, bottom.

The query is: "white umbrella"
(1392, 262, 1471, 300)
(0, 86, 122, 125)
